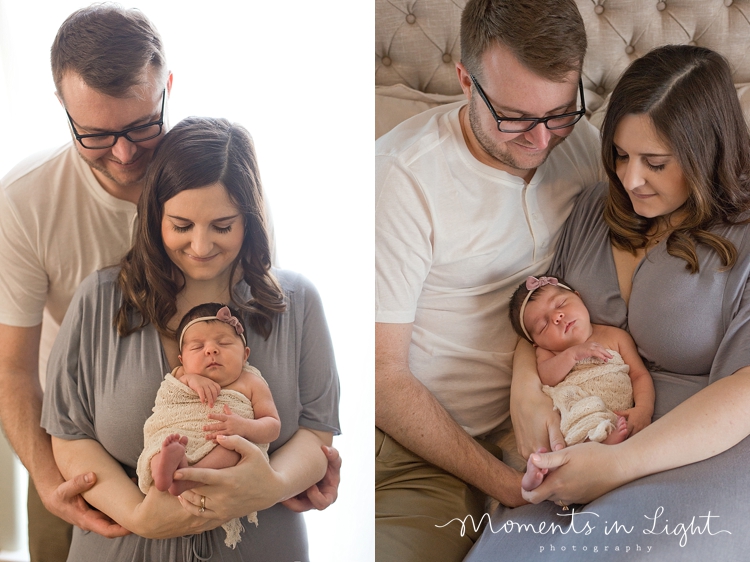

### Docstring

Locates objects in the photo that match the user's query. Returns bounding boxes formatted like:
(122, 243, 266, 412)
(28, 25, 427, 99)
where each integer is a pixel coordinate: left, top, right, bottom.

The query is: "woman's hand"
(521, 441, 629, 506)
(132, 486, 224, 539)
(174, 435, 285, 520)
(511, 339, 566, 458)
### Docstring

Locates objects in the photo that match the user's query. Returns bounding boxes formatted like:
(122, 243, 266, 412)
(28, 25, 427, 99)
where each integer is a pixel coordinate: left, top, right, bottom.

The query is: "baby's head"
(177, 303, 250, 385)
(509, 276, 592, 352)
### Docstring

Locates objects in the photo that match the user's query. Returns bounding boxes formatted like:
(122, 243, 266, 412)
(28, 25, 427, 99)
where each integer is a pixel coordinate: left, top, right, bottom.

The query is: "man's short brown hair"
(460, 0, 586, 82)
(51, 3, 167, 99)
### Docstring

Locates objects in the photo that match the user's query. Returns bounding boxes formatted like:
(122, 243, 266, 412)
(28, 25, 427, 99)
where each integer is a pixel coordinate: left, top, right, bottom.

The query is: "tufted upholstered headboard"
(375, 0, 750, 138)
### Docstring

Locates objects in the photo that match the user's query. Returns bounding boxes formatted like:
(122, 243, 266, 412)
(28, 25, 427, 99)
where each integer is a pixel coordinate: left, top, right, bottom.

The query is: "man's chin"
(80, 153, 147, 189)
(507, 139, 566, 171)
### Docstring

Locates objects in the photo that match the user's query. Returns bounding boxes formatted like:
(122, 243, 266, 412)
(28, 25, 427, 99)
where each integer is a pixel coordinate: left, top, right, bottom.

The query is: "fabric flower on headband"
(216, 306, 245, 337)
(525, 276, 562, 291)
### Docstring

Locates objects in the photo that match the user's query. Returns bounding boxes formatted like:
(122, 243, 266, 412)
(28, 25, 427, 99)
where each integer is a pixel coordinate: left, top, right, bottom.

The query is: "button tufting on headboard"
(376, 0, 750, 138)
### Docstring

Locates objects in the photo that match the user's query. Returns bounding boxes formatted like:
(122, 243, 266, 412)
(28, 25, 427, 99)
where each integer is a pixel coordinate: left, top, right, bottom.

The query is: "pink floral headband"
(518, 276, 573, 342)
(178, 306, 246, 349)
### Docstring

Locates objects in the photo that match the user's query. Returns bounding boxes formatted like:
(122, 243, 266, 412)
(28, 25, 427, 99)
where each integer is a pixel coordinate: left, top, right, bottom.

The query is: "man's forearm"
(376, 365, 524, 507)
(0, 362, 64, 497)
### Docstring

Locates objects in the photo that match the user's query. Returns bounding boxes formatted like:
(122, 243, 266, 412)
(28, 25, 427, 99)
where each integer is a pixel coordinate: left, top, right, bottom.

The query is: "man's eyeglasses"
(66, 89, 166, 149)
(470, 75, 586, 133)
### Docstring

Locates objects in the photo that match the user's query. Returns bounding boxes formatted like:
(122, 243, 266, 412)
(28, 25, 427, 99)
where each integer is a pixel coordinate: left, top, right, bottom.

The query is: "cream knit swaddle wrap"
(136, 366, 270, 547)
(542, 349, 633, 445)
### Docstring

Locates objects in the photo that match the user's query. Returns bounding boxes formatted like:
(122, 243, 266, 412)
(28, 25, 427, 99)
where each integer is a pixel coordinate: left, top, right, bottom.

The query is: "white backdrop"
(0, 1, 373, 560)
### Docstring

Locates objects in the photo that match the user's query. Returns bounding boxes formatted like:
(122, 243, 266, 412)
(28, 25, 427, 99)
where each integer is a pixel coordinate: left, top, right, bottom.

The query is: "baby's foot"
(521, 447, 549, 492)
(152, 434, 188, 492)
(602, 416, 629, 445)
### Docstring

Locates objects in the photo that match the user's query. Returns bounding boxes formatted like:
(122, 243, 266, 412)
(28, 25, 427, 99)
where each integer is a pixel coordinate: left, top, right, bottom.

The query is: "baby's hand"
(570, 342, 613, 363)
(204, 404, 253, 441)
(181, 373, 221, 408)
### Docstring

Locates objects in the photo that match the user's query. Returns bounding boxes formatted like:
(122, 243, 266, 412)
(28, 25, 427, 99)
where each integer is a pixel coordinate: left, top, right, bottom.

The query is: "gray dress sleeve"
(41, 271, 99, 440)
(709, 222, 750, 382)
(294, 272, 341, 434)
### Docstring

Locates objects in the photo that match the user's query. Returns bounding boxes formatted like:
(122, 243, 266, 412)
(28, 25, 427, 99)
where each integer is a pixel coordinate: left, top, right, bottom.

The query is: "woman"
(41, 117, 340, 561)
(466, 45, 750, 559)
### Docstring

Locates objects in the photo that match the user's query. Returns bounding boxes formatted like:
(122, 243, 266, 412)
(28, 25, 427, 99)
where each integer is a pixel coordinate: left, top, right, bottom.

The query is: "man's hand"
(46, 472, 130, 537)
(281, 445, 341, 512)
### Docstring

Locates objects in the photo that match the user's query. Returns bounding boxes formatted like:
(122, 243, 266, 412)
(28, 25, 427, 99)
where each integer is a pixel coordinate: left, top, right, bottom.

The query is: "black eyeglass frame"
(65, 89, 166, 149)
(470, 75, 586, 133)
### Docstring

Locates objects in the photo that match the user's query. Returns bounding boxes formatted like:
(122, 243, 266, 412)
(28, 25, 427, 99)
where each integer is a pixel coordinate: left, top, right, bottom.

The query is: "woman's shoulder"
(73, 266, 122, 302)
(573, 181, 608, 216)
(235, 268, 323, 308)
(273, 268, 319, 296)
(559, 181, 610, 242)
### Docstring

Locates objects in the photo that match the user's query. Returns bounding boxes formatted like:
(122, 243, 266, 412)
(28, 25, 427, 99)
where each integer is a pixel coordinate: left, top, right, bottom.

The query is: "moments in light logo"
(436, 506, 732, 553)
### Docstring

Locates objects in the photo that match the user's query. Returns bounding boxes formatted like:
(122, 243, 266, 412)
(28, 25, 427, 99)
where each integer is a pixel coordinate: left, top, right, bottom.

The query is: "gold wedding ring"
(200, 495, 206, 513)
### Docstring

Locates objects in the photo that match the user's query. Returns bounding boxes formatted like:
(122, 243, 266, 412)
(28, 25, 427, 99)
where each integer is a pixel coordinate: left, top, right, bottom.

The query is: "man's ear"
(165, 71, 174, 97)
(456, 62, 473, 101)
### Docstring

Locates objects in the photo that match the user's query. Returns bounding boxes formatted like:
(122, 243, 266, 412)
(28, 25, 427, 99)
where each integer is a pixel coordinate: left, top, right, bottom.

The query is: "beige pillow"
(375, 84, 464, 139)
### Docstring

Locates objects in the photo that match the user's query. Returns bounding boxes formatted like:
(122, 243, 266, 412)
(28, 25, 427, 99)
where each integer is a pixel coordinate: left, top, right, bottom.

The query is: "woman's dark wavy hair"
(602, 45, 750, 273)
(115, 116, 285, 339)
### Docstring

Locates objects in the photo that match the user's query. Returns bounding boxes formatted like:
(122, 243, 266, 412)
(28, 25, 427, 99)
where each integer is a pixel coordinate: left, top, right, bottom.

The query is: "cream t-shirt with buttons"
(375, 101, 604, 437)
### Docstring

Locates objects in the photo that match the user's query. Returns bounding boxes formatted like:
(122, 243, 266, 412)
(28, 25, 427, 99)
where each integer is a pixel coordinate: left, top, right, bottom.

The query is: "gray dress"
(467, 182, 750, 561)
(41, 267, 340, 562)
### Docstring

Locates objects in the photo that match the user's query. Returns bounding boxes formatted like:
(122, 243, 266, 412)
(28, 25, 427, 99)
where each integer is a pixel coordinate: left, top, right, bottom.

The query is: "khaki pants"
(27, 478, 72, 562)
(375, 425, 524, 562)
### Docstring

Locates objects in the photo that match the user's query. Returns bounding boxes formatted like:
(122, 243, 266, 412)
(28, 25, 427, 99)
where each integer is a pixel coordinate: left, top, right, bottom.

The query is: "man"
(375, 0, 604, 560)
(0, 5, 339, 561)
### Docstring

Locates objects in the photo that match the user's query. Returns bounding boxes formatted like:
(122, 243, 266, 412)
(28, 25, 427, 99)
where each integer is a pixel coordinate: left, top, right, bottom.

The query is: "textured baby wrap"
(136, 367, 270, 547)
(542, 349, 633, 445)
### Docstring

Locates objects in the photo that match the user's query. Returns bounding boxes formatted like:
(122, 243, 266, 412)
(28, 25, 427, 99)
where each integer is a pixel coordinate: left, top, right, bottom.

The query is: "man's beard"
(76, 149, 146, 189)
(467, 95, 564, 173)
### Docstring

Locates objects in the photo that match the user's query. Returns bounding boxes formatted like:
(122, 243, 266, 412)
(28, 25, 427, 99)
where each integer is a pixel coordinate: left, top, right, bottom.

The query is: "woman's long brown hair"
(601, 45, 750, 273)
(115, 116, 285, 339)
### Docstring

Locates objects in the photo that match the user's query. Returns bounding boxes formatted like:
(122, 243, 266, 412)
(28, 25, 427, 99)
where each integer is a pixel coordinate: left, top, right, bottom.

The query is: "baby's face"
(523, 286, 592, 352)
(179, 321, 249, 386)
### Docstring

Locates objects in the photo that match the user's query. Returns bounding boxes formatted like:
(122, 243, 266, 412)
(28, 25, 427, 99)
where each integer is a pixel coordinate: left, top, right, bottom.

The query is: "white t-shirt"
(0, 143, 137, 385)
(375, 102, 604, 436)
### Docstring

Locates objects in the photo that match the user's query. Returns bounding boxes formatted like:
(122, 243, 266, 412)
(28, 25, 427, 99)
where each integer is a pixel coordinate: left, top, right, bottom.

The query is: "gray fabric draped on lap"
(467, 435, 750, 561)
(465, 182, 750, 561)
